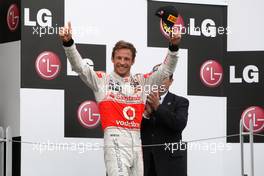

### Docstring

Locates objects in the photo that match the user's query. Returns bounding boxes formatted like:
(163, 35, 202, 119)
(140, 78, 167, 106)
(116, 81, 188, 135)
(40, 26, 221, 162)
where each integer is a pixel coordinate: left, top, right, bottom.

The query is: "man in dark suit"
(141, 67, 189, 176)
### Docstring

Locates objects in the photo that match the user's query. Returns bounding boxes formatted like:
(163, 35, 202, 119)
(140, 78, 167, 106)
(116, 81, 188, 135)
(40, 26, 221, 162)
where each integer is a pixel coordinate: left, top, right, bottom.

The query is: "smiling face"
(112, 48, 134, 77)
(111, 40, 137, 78)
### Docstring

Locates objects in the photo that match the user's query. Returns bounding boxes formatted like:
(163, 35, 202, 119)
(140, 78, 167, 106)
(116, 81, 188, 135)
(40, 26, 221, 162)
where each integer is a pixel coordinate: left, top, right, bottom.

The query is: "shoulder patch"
(95, 71, 105, 78)
(143, 72, 153, 78)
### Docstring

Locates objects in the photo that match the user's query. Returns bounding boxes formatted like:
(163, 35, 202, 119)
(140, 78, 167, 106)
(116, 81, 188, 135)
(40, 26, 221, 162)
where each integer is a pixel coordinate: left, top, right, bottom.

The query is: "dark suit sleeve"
(153, 96, 189, 132)
(140, 116, 149, 130)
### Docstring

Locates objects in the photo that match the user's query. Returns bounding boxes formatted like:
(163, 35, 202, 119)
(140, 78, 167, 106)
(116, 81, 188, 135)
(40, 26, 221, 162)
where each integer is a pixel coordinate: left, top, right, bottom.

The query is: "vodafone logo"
(242, 106, 264, 133)
(77, 101, 100, 128)
(7, 4, 19, 31)
(200, 60, 223, 87)
(35, 51, 61, 80)
(123, 106, 136, 121)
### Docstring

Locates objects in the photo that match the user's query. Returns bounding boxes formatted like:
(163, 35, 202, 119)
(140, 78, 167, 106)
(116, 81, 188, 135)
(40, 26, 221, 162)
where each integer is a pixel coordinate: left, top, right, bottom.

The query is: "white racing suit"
(64, 44, 179, 176)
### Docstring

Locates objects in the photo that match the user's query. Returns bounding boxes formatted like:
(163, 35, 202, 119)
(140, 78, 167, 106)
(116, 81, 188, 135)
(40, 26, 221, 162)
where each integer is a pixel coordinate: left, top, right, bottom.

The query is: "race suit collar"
(111, 71, 132, 82)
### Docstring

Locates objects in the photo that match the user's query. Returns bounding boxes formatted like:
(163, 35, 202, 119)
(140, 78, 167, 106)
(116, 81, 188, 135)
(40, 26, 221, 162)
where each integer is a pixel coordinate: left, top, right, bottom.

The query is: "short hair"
(152, 63, 173, 80)
(112, 40, 137, 60)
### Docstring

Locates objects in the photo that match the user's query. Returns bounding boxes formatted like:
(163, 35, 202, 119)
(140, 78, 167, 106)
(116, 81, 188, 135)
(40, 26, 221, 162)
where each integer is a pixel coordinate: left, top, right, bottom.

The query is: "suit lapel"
(161, 92, 173, 106)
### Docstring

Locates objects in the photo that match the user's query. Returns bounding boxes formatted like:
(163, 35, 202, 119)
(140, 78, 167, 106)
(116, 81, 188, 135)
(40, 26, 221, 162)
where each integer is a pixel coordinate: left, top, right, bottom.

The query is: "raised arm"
(59, 22, 104, 91)
(144, 33, 181, 87)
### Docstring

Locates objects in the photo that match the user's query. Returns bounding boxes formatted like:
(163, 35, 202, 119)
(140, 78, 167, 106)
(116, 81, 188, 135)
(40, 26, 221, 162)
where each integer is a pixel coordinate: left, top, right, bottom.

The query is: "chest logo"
(123, 106, 136, 121)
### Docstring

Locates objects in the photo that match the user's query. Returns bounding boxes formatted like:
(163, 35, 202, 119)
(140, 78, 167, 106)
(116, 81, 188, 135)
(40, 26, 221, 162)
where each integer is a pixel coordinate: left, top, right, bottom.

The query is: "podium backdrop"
(0, 0, 263, 175)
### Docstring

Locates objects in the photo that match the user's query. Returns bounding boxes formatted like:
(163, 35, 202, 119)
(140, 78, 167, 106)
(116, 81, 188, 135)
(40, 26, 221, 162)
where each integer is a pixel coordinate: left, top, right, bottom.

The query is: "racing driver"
(59, 21, 181, 176)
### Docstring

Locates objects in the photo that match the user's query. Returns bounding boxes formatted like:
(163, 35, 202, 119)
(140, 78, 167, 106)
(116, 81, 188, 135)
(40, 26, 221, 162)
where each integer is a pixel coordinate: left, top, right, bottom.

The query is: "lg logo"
(242, 106, 264, 133)
(168, 18, 228, 38)
(7, 4, 19, 31)
(230, 65, 259, 83)
(24, 8, 52, 27)
(187, 18, 228, 37)
(161, 16, 227, 39)
(200, 60, 223, 88)
(200, 60, 260, 87)
(35, 51, 61, 80)
(77, 101, 101, 128)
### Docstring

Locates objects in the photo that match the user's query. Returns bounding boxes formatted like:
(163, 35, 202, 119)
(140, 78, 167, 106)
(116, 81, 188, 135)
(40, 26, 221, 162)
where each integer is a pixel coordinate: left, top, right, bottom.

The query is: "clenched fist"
(59, 21, 72, 42)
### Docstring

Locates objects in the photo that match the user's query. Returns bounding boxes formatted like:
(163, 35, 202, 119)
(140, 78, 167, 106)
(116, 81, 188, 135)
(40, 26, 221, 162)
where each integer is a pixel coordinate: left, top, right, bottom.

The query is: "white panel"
(20, 89, 105, 176)
(185, 96, 227, 176)
(227, 0, 264, 51)
(0, 41, 20, 137)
